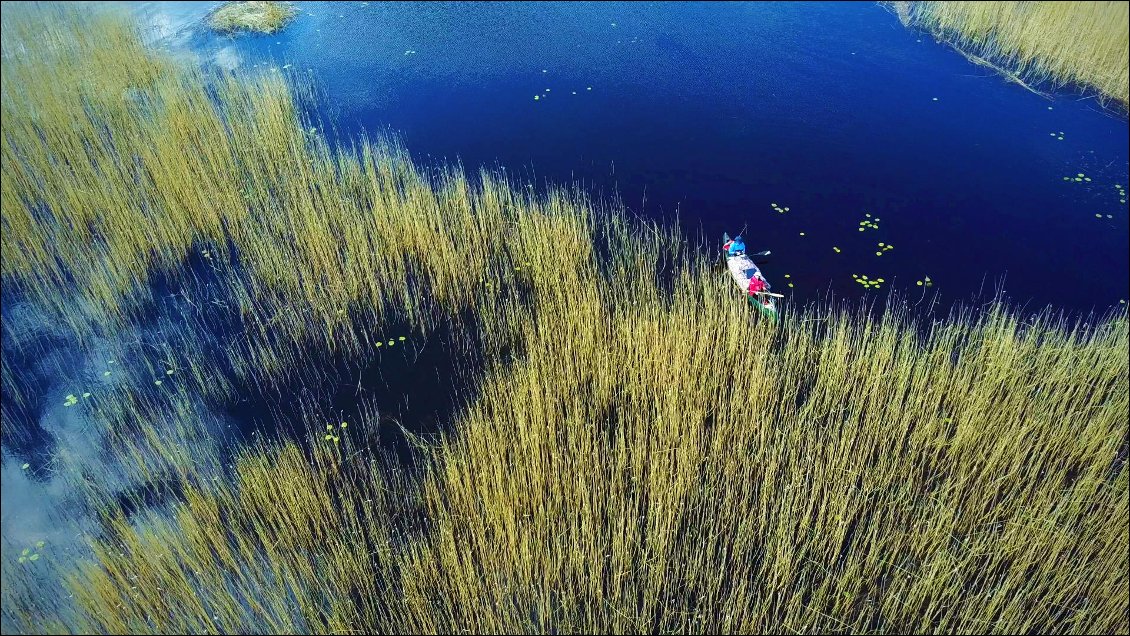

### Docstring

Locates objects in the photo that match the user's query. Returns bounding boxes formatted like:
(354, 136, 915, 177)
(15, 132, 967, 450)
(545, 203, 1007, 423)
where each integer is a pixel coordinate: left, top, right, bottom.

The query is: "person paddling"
(724, 235, 746, 257)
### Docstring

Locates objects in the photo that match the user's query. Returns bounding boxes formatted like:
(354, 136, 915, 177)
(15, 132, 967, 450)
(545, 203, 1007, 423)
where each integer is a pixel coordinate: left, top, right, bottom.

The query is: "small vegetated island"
(208, 1, 296, 35)
(0, 2, 1126, 635)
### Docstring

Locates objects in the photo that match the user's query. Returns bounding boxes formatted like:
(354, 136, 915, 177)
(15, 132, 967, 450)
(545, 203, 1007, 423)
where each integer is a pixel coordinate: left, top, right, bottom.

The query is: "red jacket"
(748, 276, 766, 295)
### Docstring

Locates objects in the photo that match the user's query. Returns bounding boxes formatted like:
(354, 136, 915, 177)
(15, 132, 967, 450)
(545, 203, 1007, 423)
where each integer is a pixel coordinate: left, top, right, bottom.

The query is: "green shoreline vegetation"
(208, 1, 297, 35)
(889, 1, 1130, 108)
(1, 5, 1128, 635)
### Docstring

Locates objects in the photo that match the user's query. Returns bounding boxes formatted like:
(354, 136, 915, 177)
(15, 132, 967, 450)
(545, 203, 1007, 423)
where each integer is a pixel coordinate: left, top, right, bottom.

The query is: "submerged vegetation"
(1, 5, 1128, 635)
(208, 1, 296, 35)
(889, 1, 1130, 108)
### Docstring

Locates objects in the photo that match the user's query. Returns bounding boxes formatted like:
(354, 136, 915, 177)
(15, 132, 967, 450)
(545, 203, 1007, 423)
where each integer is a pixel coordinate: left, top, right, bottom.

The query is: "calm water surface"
(135, 1, 1130, 314)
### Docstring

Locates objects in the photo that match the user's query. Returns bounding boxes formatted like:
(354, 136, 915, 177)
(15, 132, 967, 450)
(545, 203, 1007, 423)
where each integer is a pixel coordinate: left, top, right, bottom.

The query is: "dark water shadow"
(220, 305, 497, 470)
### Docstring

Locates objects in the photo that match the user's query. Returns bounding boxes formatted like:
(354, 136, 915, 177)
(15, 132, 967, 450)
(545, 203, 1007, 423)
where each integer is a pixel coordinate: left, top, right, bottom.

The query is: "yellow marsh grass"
(209, 1, 297, 35)
(1, 5, 1128, 635)
(891, 1, 1130, 107)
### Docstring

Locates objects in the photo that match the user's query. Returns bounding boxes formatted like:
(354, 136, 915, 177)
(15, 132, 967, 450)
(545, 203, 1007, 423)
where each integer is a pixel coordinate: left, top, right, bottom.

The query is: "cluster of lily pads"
(1117, 183, 1126, 204)
(1064, 172, 1091, 183)
(324, 421, 348, 445)
(858, 213, 880, 231)
(875, 242, 894, 257)
(916, 275, 935, 287)
(1049, 130, 1064, 140)
(155, 365, 175, 387)
(17, 541, 46, 564)
(375, 336, 408, 348)
(770, 202, 790, 214)
(63, 391, 92, 407)
(851, 274, 885, 290)
(533, 85, 592, 101)
(783, 273, 794, 289)
(64, 358, 178, 407)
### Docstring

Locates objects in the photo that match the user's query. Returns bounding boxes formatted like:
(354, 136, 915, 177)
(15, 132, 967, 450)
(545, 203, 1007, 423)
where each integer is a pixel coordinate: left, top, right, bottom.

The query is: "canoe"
(723, 233, 778, 321)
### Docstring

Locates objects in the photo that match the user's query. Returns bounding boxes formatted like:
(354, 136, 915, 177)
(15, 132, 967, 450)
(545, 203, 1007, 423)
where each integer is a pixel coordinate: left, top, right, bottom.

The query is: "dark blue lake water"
(138, 0, 1129, 314)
